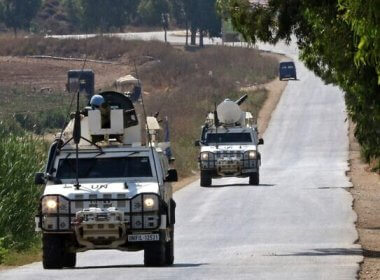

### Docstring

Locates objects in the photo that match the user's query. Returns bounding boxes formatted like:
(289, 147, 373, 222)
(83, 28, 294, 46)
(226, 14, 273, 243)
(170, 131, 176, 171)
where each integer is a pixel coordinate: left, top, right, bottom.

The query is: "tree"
(196, 0, 221, 46)
(184, 0, 199, 45)
(339, 0, 380, 84)
(1, 0, 42, 36)
(176, 0, 221, 46)
(0, 2, 4, 23)
(168, 0, 186, 26)
(217, 0, 380, 162)
(137, 0, 169, 26)
(79, 0, 131, 32)
(63, 0, 81, 32)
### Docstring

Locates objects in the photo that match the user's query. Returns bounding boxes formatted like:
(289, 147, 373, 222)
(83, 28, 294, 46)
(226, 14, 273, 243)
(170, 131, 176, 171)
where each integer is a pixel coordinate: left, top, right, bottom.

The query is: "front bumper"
(200, 157, 259, 177)
(35, 194, 166, 249)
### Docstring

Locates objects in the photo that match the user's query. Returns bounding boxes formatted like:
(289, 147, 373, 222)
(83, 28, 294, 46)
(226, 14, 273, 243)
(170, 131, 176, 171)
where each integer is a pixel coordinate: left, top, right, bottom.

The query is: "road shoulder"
(348, 120, 380, 279)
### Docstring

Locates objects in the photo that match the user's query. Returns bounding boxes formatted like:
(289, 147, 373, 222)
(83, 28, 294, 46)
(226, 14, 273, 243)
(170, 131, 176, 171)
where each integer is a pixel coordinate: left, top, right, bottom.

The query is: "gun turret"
(217, 99, 243, 125)
(205, 95, 253, 127)
(235, 94, 248, 106)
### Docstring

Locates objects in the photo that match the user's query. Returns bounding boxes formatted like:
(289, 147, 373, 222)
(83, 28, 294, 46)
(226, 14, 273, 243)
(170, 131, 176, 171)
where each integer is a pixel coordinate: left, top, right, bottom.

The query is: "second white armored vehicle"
(195, 95, 264, 187)
(35, 90, 177, 269)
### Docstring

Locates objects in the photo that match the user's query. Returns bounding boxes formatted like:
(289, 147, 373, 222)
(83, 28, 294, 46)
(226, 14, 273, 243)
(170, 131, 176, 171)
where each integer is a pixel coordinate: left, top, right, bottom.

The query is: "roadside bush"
(0, 87, 71, 135)
(0, 238, 8, 264)
(14, 109, 66, 134)
(0, 123, 46, 253)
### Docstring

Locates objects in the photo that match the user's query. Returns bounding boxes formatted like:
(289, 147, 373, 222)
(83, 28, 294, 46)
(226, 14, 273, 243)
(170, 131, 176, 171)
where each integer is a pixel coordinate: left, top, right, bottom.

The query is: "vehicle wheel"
(42, 234, 65, 269)
(165, 227, 174, 265)
(200, 172, 212, 187)
(249, 173, 260, 185)
(63, 252, 76, 268)
(144, 231, 166, 267)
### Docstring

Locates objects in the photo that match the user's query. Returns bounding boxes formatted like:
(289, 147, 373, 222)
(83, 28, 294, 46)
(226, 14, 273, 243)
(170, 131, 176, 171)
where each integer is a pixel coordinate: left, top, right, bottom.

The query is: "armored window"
(205, 133, 252, 144)
(56, 156, 152, 179)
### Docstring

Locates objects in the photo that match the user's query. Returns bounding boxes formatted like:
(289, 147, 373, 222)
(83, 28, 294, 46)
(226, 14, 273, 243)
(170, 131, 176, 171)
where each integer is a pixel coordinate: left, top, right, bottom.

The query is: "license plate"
(128, 234, 159, 242)
(96, 214, 108, 221)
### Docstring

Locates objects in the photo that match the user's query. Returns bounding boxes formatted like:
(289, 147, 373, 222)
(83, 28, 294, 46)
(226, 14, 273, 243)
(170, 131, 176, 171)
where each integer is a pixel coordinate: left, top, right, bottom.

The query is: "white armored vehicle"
(35, 90, 177, 269)
(195, 95, 264, 187)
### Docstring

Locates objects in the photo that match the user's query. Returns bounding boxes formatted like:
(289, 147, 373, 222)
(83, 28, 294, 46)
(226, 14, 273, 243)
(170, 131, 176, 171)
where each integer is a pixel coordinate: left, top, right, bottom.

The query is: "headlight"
(132, 194, 159, 212)
(42, 196, 58, 213)
(248, 150, 257, 159)
(144, 198, 155, 208)
(200, 152, 209, 160)
(41, 195, 69, 214)
(46, 199, 57, 209)
(143, 195, 159, 211)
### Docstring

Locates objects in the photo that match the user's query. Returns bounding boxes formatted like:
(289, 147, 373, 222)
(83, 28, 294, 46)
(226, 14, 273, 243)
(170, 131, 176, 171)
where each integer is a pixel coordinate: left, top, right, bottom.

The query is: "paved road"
(1, 32, 362, 279)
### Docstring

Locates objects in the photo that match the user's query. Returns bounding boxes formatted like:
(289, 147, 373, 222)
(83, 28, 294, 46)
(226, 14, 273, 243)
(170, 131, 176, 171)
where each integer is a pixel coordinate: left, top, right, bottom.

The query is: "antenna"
(214, 102, 220, 149)
(47, 34, 102, 190)
(133, 61, 161, 186)
(73, 54, 88, 189)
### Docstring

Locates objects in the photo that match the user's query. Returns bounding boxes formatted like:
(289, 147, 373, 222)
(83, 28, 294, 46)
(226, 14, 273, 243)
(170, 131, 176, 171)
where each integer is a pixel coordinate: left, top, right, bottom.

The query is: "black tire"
(200, 172, 212, 187)
(249, 172, 260, 185)
(42, 234, 65, 269)
(144, 231, 166, 267)
(165, 227, 174, 265)
(63, 252, 76, 268)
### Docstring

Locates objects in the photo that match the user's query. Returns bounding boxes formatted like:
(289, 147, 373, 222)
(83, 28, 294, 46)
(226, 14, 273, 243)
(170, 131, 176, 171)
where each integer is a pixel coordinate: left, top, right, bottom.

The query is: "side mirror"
(258, 138, 264, 145)
(165, 169, 178, 182)
(194, 140, 200, 147)
(35, 172, 45, 185)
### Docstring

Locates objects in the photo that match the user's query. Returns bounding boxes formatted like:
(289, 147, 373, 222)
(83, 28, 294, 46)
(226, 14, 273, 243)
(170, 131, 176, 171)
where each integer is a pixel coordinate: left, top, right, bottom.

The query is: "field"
(0, 36, 279, 176)
(0, 35, 280, 266)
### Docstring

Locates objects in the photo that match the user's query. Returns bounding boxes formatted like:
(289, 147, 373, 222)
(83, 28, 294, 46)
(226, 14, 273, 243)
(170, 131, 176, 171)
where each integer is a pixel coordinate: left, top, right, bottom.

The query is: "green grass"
(0, 86, 87, 134)
(0, 122, 47, 264)
(0, 242, 41, 267)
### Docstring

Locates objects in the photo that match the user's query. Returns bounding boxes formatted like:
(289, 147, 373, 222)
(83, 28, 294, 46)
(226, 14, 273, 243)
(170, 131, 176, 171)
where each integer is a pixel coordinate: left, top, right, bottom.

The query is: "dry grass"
(0, 36, 280, 266)
(0, 35, 279, 176)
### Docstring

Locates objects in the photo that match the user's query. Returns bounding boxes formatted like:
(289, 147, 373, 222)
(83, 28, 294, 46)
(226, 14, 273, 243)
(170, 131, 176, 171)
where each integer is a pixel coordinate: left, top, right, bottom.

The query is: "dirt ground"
(348, 121, 380, 279)
(0, 56, 131, 91)
(0, 54, 286, 193)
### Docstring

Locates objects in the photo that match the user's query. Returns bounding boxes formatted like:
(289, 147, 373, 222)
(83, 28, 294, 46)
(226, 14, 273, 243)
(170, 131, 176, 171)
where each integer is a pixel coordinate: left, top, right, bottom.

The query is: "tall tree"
(137, 0, 169, 26)
(218, 0, 380, 162)
(1, 0, 42, 36)
(63, 0, 81, 32)
(0, 2, 4, 23)
(79, 0, 130, 32)
(184, 0, 199, 45)
(339, 0, 380, 84)
(197, 0, 221, 46)
(178, 0, 221, 46)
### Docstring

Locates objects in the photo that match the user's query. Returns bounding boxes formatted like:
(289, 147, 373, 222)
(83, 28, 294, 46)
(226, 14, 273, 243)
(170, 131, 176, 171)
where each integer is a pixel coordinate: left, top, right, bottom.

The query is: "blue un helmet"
(90, 95, 105, 109)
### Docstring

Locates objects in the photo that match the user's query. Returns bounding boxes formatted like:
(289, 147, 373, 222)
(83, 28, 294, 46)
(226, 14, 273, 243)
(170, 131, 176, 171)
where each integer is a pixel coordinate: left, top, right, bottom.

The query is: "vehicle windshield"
(56, 156, 152, 179)
(280, 63, 295, 69)
(205, 133, 252, 144)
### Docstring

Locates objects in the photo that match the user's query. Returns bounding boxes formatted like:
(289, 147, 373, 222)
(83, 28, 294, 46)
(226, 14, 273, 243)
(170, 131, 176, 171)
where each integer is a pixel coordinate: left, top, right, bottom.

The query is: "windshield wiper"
(82, 151, 138, 177)
(81, 151, 105, 177)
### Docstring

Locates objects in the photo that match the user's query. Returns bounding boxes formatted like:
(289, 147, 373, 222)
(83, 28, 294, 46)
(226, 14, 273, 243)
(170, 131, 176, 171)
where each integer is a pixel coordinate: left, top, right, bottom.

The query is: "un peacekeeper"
(90, 95, 111, 129)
